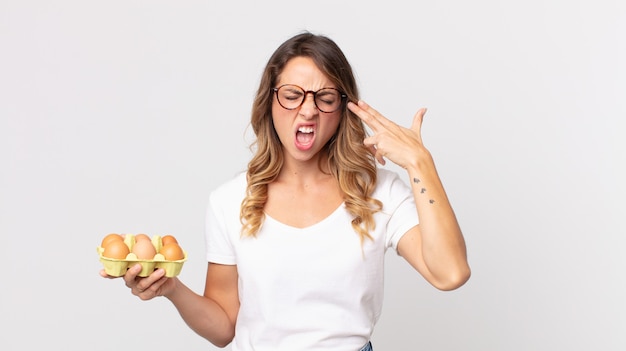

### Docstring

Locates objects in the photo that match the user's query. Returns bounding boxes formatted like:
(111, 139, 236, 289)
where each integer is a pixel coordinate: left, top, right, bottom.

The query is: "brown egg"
(132, 239, 157, 260)
(135, 233, 151, 242)
(101, 233, 123, 248)
(160, 243, 184, 261)
(161, 235, 178, 246)
(102, 240, 130, 259)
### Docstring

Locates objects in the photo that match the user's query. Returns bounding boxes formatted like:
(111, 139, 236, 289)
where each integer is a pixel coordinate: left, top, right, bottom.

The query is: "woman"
(101, 32, 470, 351)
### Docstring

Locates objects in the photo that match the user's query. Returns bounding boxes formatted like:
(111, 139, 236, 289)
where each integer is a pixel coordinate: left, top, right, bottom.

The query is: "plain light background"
(1, 1, 624, 350)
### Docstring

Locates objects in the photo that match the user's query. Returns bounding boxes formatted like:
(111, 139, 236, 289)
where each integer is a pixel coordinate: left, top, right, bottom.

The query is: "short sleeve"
(204, 192, 237, 264)
(376, 169, 419, 251)
(204, 173, 247, 265)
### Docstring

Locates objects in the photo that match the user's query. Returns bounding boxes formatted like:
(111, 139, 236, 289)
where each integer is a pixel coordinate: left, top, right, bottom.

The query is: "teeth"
(298, 126, 314, 133)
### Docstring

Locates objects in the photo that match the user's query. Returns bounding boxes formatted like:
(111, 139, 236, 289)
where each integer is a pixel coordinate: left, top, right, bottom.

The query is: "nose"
(298, 93, 318, 119)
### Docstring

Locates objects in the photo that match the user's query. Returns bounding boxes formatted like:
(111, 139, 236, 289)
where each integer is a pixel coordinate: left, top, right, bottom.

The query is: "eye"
(284, 93, 302, 101)
(280, 87, 304, 101)
(316, 90, 339, 105)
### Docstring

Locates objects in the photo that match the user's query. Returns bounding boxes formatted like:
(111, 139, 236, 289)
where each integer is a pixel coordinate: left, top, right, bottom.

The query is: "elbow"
(432, 265, 471, 291)
(214, 341, 232, 349)
(211, 335, 234, 349)
(205, 325, 235, 348)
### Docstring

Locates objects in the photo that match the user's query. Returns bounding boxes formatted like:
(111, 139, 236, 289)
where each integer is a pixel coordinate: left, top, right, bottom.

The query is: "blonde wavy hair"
(240, 32, 382, 243)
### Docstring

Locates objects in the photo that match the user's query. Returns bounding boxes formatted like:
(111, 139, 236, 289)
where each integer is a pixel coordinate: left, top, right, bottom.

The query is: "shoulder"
(376, 167, 400, 184)
(208, 171, 247, 209)
(211, 171, 247, 195)
(374, 168, 410, 194)
(373, 168, 414, 210)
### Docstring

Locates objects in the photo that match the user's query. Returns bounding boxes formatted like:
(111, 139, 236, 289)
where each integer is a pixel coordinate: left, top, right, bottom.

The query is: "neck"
(278, 153, 332, 185)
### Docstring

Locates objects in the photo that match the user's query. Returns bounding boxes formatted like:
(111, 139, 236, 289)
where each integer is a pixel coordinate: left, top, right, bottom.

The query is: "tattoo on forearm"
(413, 178, 435, 204)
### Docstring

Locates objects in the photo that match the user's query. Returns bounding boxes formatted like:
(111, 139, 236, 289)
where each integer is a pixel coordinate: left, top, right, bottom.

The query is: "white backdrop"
(1, 1, 624, 350)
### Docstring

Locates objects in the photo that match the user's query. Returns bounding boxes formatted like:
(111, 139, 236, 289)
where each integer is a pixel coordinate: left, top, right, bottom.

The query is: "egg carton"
(97, 234, 187, 278)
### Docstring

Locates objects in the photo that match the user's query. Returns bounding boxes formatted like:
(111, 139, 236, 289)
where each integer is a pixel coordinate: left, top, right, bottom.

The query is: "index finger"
(347, 100, 393, 132)
(100, 269, 121, 279)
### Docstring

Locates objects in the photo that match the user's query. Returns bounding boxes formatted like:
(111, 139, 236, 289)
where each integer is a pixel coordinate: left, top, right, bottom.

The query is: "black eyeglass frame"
(272, 84, 348, 113)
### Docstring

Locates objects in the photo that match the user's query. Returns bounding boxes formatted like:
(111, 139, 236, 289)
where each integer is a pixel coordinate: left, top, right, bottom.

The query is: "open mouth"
(295, 125, 315, 149)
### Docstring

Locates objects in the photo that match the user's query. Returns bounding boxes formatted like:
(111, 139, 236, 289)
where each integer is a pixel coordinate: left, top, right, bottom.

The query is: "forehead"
(277, 56, 334, 89)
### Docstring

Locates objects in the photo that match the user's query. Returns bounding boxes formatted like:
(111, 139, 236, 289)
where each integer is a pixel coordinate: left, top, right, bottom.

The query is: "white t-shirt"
(205, 168, 418, 351)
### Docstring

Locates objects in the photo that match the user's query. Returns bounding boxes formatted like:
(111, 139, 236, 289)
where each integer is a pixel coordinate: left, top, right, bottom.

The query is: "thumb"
(411, 107, 427, 133)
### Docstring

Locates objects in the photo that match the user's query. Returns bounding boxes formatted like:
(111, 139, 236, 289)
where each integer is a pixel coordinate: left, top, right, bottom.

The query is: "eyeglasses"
(272, 84, 347, 113)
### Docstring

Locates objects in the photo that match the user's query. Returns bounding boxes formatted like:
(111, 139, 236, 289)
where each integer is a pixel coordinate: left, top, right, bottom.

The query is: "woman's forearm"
(165, 279, 236, 347)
